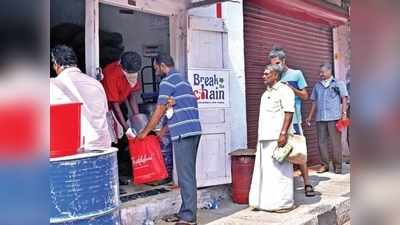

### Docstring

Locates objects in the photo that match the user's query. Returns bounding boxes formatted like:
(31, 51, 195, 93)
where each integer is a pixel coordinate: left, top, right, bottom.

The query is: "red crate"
(50, 103, 81, 158)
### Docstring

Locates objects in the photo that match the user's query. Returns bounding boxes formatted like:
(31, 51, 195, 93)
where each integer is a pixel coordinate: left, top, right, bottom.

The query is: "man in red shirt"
(102, 52, 142, 190)
(102, 51, 142, 133)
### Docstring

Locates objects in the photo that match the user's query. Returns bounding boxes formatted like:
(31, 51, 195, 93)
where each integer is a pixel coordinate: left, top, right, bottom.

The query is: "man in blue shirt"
(137, 54, 201, 225)
(306, 63, 349, 174)
(269, 46, 315, 197)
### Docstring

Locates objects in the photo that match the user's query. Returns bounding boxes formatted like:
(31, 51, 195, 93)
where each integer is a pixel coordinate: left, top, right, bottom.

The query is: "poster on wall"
(188, 69, 230, 108)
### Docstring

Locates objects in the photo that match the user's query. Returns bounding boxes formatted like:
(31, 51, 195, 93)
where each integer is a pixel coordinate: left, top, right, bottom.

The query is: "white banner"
(188, 69, 230, 108)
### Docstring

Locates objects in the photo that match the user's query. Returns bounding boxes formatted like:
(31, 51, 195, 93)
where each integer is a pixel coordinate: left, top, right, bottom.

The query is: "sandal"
(266, 205, 298, 213)
(163, 213, 180, 222)
(175, 220, 197, 225)
(305, 185, 316, 197)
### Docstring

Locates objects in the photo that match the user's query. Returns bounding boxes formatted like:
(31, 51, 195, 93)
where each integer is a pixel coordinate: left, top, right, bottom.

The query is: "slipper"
(175, 220, 197, 225)
(163, 213, 180, 222)
(305, 185, 316, 197)
(316, 166, 329, 173)
(266, 205, 298, 213)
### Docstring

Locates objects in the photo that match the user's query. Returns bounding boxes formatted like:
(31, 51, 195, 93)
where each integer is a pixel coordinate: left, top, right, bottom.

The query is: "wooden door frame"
(85, 0, 187, 77)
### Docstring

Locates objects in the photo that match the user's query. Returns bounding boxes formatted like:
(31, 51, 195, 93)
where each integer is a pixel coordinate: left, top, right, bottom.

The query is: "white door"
(187, 16, 231, 187)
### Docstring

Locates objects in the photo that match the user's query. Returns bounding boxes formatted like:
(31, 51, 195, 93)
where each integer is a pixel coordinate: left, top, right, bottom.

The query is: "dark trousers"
(316, 121, 342, 170)
(173, 135, 201, 222)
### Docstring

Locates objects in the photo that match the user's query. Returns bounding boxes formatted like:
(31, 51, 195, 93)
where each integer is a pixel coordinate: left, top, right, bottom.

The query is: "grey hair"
(265, 64, 284, 79)
(320, 63, 333, 71)
(268, 45, 286, 60)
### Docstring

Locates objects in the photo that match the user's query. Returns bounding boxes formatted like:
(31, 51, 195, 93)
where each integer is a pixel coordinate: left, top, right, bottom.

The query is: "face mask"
(166, 107, 174, 119)
(321, 76, 333, 88)
(125, 72, 138, 87)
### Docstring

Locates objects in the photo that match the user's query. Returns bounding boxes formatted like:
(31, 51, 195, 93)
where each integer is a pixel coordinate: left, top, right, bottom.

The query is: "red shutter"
(244, 2, 334, 165)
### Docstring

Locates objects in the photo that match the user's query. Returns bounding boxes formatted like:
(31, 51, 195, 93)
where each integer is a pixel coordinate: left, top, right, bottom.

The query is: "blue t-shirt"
(280, 68, 308, 124)
(157, 69, 202, 141)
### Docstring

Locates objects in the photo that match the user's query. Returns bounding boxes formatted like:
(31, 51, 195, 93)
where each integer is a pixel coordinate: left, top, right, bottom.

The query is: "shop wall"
(99, 4, 170, 56)
(333, 22, 351, 81)
(189, 1, 248, 151)
(99, 4, 170, 95)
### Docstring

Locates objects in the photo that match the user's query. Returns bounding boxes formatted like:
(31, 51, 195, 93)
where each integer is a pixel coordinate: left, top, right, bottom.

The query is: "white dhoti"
(249, 140, 294, 211)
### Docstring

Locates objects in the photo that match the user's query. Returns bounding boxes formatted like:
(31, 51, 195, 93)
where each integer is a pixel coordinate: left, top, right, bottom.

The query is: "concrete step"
(121, 164, 350, 225)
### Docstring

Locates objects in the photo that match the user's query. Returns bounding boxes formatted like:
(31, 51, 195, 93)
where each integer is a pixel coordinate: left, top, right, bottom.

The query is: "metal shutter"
(244, 1, 334, 165)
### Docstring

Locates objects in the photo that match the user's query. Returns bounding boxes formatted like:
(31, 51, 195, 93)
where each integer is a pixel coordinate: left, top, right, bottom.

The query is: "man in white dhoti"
(249, 64, 296, 212)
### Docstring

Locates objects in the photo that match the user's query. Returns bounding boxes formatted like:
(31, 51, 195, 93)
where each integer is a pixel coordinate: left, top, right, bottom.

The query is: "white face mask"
(125, 72, 139, 87)
(166, 107, 174, 119)
(321, 76, 333, 88)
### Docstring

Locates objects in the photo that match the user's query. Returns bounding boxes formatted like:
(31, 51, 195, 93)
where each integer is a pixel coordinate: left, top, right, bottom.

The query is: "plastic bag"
(129, 135, 168, 185)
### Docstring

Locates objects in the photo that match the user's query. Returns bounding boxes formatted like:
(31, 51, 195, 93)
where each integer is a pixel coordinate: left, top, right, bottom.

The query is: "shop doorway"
(99, 2, 173, 197)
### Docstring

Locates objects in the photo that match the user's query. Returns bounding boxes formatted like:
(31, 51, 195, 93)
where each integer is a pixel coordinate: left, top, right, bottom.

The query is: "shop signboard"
(188, 69, 230, 108)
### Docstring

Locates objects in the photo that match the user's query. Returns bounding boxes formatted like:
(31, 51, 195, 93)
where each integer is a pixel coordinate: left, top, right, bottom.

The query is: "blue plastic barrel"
(49, 148, 121, 225)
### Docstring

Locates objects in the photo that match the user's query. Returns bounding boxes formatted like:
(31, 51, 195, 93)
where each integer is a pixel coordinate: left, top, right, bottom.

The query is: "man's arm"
(128, 92, 140, 115)
(112, 102, 129, 131)
(341, 96, 349, 120)
(290, 87, 309, 101)
(286, 71, 309, 100)
(137, 104, 167, 139)
(278, 112, 293, 147)
(306, 102, 316, 125)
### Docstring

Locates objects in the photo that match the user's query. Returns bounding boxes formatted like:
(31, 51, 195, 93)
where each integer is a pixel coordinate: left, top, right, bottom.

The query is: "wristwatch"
(280, 131, 287, 135)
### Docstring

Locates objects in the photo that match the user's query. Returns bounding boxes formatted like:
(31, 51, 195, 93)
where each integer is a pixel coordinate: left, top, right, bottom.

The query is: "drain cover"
(120, 188, 170, 203)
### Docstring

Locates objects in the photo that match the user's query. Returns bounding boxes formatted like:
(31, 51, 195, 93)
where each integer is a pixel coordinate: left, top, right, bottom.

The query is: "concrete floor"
(155, 164, 350, 225)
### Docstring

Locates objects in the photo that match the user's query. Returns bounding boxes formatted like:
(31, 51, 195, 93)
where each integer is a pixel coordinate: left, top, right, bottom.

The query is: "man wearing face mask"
(137, 54, 202, 225)
(268, 46, 315, 197)
(306, 63, 349, 174)
(101, 51, 142, 189)
(102, 51, 142, 135)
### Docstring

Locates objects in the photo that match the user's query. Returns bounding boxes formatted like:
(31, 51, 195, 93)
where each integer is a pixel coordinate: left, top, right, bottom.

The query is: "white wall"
(189, 1, 248, 151)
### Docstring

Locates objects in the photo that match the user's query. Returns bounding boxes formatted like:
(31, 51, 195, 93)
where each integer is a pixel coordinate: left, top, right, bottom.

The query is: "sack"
(129, 135, 168, 185)
(287, 134, 307, 165)
(272, 143, 293, 163)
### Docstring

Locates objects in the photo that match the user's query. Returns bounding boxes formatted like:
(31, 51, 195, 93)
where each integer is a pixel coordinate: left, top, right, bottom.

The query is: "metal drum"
(50, 148, 121, 225)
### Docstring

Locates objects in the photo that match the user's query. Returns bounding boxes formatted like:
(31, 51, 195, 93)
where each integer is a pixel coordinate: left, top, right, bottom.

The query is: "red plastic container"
(230, 149, 256, 204)
(50, 103, 81, 158)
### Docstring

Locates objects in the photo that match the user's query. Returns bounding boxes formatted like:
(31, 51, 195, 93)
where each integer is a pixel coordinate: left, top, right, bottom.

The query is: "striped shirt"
(157, 69, 202, 141)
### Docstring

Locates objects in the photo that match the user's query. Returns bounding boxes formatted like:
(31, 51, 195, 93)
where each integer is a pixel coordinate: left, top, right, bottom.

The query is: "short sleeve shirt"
(258, 82, 295, 141)
(310, 78, 349, 121)
(280, 68, 308, 124)
(157, 69, 202, 141)
(101, 61, 141, 103)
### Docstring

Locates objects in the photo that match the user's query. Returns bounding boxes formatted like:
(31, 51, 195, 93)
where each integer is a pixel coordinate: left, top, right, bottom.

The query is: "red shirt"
(101, 61, 141, 103)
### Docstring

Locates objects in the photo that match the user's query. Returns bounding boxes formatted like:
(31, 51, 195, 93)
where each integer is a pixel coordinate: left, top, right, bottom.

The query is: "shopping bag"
(129, 135, 168, 185)
(287, 134, 308, 165)
(336, 119, 351, 132)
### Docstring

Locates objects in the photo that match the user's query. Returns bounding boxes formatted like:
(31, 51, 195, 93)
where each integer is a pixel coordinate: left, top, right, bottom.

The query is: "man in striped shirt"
(137, 54, 201, 225)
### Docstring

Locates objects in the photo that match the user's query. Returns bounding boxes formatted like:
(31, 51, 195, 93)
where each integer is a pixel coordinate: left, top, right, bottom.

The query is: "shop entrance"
(98, 3, 173, 197)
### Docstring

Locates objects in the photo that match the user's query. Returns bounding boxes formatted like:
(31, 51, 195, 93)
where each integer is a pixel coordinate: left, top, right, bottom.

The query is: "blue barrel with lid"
(49, 148, 121, 225)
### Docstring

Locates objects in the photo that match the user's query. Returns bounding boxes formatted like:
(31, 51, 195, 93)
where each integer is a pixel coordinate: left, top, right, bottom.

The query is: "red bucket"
(50, 103, 81, 158)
